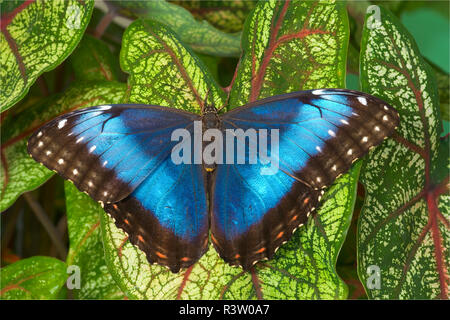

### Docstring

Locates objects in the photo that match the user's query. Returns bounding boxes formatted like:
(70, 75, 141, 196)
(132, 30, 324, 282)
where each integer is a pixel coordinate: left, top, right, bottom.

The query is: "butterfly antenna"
(216, 90, 230, 113)
(201, 88, 212, 114)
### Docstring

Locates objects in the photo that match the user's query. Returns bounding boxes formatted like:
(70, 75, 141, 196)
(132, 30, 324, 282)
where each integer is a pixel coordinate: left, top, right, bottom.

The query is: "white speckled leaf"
(65, 181, 126, 299)
(120, 18, 226, 113)
(0, 256, 66, 299)
(358, 6, 449, 299)
(0, 0, 94, 111)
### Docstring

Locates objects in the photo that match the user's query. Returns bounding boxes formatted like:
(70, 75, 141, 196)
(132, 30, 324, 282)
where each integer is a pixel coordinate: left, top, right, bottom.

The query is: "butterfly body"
(201, 105, 222, 172)
(28, 89, 399, 272)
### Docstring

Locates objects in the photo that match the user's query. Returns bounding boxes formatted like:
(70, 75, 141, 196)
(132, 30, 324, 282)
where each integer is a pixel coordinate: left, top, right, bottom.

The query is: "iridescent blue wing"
(212, 89, 399, 269)
(28, 105, 199, 203)
(28, 105, 208, 272)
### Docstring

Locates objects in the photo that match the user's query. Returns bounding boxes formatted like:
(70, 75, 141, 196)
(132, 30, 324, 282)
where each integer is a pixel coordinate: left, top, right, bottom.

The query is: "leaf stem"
(23, 193, 67, 259)
(37, 76, 49, 97)
(94, 5, 118, 39)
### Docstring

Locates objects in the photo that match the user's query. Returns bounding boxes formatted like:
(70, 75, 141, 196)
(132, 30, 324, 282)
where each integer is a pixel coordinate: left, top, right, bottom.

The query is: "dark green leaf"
(172, 0, 256, 33)
(358, 6, 449, 299)
(0, 0, 94, 111)
(0, 256, 66, 299)
(70, 34, 119, 82)
(115, 0, 241, 57)
(427, 61, 449, 122)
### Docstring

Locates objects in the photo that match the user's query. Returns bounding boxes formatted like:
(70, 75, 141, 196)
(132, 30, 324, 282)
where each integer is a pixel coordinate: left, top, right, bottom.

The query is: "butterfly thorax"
(202, 105, 221, 172)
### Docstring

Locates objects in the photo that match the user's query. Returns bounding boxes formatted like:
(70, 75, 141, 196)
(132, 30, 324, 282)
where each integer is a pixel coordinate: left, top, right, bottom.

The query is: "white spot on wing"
(58, 159, 64, 165)
(316, 177, 321, 183)
(58, 119, 67, 129)
(76, 137, 84, 144)
(347, 149, 353, 155)
(332, 164, 337, 171)
(340, 119, 349, 125)
(102, 160, 108, 167)
(99, 105, 112, 110)
(73, 169, 79, 175)
(38, 141, 44, 147)
(383, 115, 388, 121)
(89, 145, 97, 153)
(362, 136, 368, 142)
(315, 146, 322, 152)
(312, 89, 325, 95)
(328, 129, 336, 137)
(375, 126, 380, 132)
(37, 131, 43, 137)
(46, 150, 52, 156)
(357, 97, 368, 105)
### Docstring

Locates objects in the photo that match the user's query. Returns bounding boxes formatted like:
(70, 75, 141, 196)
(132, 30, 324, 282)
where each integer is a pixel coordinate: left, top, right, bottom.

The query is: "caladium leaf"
(114, 0, 241, 57)
(0, 81, 126, 212)
(0, 256, 67, 299)
(358, 7, 449, 299)
(101, 0, 356, 300)
(65, 181, 125, 299)
(69, 34, 119, 82)
(228, 0, 348, 106)
(120, 19, 226, 111)
(0, 0, 94, 111)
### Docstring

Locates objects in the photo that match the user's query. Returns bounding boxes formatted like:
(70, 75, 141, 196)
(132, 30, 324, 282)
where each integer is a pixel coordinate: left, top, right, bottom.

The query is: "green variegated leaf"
(101, 0, 356, 300)
(120, 19, 226, 112)
(358, 7, 449, 299)
(0, 81, 126, 212)
(70, 34, 118, 82)
(228, 0, 348, 107)
(114, 0, 241, 57)
(0, 256, 66, 299)
(172, 0, 256, 33)
(0, 0, 94, 111)
(65, 182, 125, 300)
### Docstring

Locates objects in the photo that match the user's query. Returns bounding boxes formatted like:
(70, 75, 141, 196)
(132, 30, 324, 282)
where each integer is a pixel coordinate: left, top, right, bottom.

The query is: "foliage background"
(0, 0, 448, 300)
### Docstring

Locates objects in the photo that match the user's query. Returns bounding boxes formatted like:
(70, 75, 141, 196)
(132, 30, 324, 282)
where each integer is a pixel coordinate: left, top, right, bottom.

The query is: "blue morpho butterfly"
(27, 89, 399, 272)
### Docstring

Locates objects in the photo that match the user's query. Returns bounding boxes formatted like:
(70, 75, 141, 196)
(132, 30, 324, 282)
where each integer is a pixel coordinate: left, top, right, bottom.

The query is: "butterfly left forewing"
(28, 105, 199, 203)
